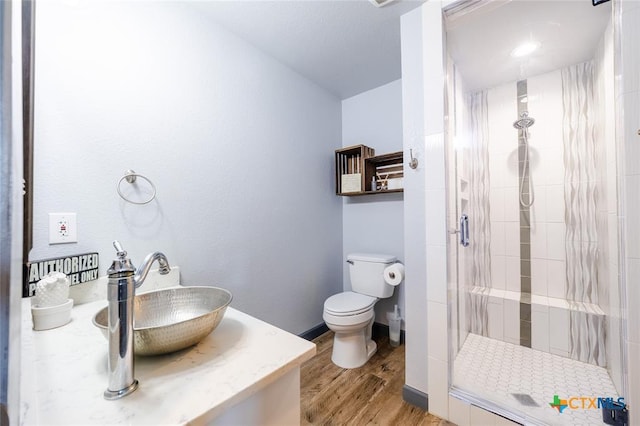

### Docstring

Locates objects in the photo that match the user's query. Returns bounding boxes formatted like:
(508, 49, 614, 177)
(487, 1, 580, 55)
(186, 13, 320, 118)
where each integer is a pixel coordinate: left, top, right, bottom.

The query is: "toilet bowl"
(323, 253, 401, 369)
(323, 291, 378, 368)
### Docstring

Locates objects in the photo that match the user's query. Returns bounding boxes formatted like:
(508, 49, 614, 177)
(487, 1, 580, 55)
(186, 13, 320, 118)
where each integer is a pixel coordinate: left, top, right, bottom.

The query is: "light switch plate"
(49, 213, 77, 244)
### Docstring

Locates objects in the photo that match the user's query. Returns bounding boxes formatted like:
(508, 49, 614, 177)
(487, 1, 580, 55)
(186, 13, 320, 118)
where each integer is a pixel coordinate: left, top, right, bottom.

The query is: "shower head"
(513, 112, 535, 129)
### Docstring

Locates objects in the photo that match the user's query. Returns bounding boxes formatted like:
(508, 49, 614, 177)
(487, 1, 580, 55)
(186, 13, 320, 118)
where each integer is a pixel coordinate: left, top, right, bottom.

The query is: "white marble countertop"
(20, 295, 315, 425)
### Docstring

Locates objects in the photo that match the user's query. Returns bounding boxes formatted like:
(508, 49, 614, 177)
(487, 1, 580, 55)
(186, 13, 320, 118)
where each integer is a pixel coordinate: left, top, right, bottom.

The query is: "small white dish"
(31, 299, 74, 331)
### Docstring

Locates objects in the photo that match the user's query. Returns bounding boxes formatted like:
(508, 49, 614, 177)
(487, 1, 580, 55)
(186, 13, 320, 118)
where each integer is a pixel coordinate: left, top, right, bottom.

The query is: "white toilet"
(323, 253, 399, 369)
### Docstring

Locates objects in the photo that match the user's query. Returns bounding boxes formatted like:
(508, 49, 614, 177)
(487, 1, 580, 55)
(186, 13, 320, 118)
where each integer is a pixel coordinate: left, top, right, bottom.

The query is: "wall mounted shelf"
(335, 145, 404, 196)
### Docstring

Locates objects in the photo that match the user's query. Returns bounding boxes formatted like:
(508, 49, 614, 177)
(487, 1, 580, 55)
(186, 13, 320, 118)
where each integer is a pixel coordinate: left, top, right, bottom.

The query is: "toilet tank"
(347, 253, 397, 298)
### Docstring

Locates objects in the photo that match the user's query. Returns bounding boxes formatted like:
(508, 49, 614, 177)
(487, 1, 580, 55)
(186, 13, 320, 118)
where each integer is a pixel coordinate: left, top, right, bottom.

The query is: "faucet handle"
(108, 240, 136, 276)
(113, 240, 127, 258)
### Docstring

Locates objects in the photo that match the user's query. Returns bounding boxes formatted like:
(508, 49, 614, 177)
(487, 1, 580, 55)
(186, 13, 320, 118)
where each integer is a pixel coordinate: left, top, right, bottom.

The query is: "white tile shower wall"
(621, 9, 640, 408)
(428, 356, 449, 418)
(549, 306, 570, 357)
(481, 71, 577, 357)
(450, 400, 522, 426)
(547, 260, 566, 300)
(401, 5, 429, 396)
(421, 0, 449, 419)
(426, 242, 447, 304)
(531, 304, 550, 352)
(487, 298, 504, 340)
(450, 62, 470, 358)
(625, 176, 640, 259)
(530, 258, 547, 297)
(491, 255, 506, 291)
(469, 57, 618, 370)
(608, 4, 635, 412)
(427, 300, 448, 362)
(527, 69, 565, 301)
(628, 341, 640, 425)
(448, 396, 471, 426)
(622, 85, 640, 176)
(469, 404, 500, 425)
(621, 1, 640, 95)
(627, 258, 640, 344)
(505, 257, 520, 293)
(487, 82, 518, 301)
(503, 298, 520, 345)
(595, 15, 624, 394)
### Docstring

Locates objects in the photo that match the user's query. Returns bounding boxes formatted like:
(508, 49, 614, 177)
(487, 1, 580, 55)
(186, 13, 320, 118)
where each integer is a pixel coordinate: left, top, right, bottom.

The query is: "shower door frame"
(441, 1, 629, 424)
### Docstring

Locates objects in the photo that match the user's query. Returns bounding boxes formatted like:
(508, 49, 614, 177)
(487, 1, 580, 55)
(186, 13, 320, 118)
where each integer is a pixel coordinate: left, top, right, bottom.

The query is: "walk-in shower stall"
(444, 1, 627, 424)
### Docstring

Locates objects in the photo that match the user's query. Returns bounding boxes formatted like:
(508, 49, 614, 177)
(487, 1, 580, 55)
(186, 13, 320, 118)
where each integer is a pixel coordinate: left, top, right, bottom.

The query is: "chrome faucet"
(104, 240, 170, 400)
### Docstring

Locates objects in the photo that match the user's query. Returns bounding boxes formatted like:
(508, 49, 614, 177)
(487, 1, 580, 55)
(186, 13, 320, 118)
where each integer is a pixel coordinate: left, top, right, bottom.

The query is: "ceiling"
(187, 0, 611, 99)
(446, 0, 612, 92)
(189, 0, 426, 100)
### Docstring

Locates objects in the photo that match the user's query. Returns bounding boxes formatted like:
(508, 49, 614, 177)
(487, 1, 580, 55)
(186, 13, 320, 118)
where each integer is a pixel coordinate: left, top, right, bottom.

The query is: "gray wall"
(30, 1, 343, 334)
(341, 80, 404, 326)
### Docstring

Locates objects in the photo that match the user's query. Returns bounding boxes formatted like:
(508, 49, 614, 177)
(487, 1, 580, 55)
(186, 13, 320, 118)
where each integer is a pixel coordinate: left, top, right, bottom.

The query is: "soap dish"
(31, 299, 74, 331)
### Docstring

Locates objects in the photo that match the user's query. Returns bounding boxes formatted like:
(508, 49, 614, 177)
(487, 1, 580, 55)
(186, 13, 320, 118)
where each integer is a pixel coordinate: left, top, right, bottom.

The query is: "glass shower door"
(444, 1, 628, 424)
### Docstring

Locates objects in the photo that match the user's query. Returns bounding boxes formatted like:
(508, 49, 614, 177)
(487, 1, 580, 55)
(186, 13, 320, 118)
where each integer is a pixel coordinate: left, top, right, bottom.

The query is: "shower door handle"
(459, 214, 470, 247)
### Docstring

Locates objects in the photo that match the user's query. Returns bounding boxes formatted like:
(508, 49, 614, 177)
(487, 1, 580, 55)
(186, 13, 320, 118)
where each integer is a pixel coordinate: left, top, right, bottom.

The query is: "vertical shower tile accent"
(467, 91, 492, 336)
(561, 61, 607, 367)
(519, 302, 531, 348)
(517, 79, 532, 348)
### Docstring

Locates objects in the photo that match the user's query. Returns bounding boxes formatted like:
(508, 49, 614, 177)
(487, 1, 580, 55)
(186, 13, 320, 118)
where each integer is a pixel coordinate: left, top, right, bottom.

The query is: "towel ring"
(117, 170, 156, 205)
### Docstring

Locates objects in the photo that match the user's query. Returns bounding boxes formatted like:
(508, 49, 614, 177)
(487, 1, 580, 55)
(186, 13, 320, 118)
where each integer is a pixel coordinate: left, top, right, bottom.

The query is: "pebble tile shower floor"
(454, 333, 619, 425)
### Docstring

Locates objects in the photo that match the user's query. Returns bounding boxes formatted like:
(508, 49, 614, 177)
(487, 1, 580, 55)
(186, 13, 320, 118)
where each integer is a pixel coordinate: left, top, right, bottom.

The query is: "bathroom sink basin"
(93, 286, 232, 356)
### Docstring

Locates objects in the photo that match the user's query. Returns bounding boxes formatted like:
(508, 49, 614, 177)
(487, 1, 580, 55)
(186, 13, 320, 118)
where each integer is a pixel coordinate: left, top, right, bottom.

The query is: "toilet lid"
(324, 292, 377, 316)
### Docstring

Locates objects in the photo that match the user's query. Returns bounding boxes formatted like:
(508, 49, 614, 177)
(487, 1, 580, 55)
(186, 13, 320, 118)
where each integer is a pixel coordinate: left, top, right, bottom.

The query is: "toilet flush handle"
(346, 260, 354, 265)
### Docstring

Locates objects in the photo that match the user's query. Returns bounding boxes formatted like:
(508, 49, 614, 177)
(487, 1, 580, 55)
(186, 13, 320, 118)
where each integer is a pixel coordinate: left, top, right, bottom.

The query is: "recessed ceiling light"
(510, 41, 540, 58)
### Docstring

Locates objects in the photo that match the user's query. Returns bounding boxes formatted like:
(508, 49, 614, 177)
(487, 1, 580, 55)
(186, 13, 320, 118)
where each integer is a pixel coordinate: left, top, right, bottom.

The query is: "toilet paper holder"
(384, 263, 405, 286)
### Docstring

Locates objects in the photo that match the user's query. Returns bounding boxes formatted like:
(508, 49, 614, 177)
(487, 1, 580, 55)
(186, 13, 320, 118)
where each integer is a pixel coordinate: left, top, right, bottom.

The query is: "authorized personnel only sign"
(23, 253, 99, 297)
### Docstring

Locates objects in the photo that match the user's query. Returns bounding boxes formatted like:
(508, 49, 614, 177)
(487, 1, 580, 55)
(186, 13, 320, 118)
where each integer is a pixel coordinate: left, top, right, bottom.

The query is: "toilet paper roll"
(384, 263, 404, 286)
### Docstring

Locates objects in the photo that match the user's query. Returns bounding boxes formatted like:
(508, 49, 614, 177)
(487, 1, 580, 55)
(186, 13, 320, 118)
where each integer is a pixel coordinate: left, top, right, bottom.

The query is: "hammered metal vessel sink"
(93, 286, 232, 356)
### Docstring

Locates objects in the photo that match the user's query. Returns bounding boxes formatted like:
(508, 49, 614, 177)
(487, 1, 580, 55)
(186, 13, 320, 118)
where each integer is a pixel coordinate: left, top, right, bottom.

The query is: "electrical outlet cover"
(49, 213, 77, 244)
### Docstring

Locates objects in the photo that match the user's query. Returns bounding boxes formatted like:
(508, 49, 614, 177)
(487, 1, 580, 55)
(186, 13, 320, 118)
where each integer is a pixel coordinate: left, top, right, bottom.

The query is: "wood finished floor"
(300, 331, 453, 426)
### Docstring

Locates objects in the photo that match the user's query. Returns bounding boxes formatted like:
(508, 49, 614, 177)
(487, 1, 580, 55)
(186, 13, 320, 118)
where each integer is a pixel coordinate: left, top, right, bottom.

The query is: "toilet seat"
(324, 291, 377, 316)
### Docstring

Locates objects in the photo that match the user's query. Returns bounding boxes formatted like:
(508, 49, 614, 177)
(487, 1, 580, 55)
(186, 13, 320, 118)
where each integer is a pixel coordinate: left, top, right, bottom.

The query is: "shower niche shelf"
(335, 145, 404, 196)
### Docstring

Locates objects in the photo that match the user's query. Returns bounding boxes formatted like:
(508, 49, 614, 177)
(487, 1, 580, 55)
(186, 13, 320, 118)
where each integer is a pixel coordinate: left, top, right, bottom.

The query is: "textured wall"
(30, 0, 343, 334)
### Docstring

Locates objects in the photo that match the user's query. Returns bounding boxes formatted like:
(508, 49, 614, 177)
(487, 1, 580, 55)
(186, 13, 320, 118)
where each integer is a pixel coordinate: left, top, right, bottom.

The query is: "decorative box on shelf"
(335, 145, 375, 194)
(366, 151, 404, 193)
(335, 145, 404, 196)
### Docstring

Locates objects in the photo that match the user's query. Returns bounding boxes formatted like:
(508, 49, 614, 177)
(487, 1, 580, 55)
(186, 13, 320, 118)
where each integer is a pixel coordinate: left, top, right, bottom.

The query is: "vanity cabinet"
(20, 296, 315, 425)
(335, 144, 404, 196)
